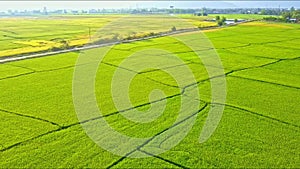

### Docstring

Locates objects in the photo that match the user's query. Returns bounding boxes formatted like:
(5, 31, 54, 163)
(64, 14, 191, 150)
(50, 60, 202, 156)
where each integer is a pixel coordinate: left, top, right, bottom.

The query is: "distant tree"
(260, 9, 266, 15)
(282, 11, 292, 20)
(290, 7, 295, 12)
(221, 16, 226, 23)
(174, 9, 181, 14)
(201, 7, 206, 16)
(149, 32, 155, 36)
(217, 20, 224, 26)
(234, 18, 238, 23)
(263, 16, 279, 22)
(292, 10, 300, 19)
(60, 40, 69, 49)
(171, 26, 176, 31)
(216, 16, 226, 26)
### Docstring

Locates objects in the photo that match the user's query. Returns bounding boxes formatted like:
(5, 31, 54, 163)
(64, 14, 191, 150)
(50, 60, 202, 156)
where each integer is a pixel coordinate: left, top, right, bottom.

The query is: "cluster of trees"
(51, 39, 70, 52)
(263, 7, 300, 23)
(263, 16, 284, 22)
(130, 8, 290, 15)
(215, 16, 227, 26)
(194, 12, 208, 16)
(259, 9, 281, 15)
(282, 7, 300, 21)
(122, 32, 158, 41)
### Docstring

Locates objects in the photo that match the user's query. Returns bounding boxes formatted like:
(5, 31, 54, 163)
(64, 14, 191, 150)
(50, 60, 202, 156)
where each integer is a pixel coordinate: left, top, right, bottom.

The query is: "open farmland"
(0, 15, 217, 58)
(0, 15, 299, 168)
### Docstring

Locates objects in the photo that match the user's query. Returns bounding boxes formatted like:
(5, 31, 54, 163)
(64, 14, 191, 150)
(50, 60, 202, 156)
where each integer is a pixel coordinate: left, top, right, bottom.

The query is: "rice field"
(0, 15, 299, 168)
(0, 15, 216, 58)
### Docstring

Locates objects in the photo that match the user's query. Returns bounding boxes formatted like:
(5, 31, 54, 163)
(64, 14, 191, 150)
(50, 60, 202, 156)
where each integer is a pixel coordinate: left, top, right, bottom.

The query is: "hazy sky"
(0, 1, 299, 12)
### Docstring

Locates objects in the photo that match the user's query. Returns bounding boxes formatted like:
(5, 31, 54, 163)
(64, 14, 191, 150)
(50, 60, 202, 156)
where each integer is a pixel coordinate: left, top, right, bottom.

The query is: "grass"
(0, 18, 299, 168)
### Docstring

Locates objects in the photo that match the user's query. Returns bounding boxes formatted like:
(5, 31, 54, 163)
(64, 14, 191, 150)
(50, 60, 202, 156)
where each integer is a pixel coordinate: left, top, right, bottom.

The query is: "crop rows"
(0, 21, 299, 168)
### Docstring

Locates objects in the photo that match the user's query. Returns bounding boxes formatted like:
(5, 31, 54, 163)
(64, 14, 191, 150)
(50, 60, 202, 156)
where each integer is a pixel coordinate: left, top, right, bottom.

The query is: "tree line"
(263, 7, 300, 23)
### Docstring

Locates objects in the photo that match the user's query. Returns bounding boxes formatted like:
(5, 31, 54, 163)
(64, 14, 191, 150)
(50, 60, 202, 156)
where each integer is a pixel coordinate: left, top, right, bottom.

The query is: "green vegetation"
(0, 15, 217, 58)
(263, 7, 300, 23)
(0, 16, 299, 168)
(215, 16, 227, 26)
(0, 16, 118, 57)
(281, 7, 300, 22)
(178, 13, 271, 20)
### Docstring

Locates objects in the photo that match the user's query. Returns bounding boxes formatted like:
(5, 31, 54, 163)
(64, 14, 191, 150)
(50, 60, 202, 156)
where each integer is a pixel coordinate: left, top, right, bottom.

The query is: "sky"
(0, 1, 299, 12)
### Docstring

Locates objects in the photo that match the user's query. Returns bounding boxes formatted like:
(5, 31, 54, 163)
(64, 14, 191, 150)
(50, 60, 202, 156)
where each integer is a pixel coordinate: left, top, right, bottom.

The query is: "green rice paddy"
(0, 15, 299, 168)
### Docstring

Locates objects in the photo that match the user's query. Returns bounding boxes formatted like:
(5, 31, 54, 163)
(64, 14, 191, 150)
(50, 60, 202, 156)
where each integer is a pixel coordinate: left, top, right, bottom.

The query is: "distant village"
(0, 7, 294, 16)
